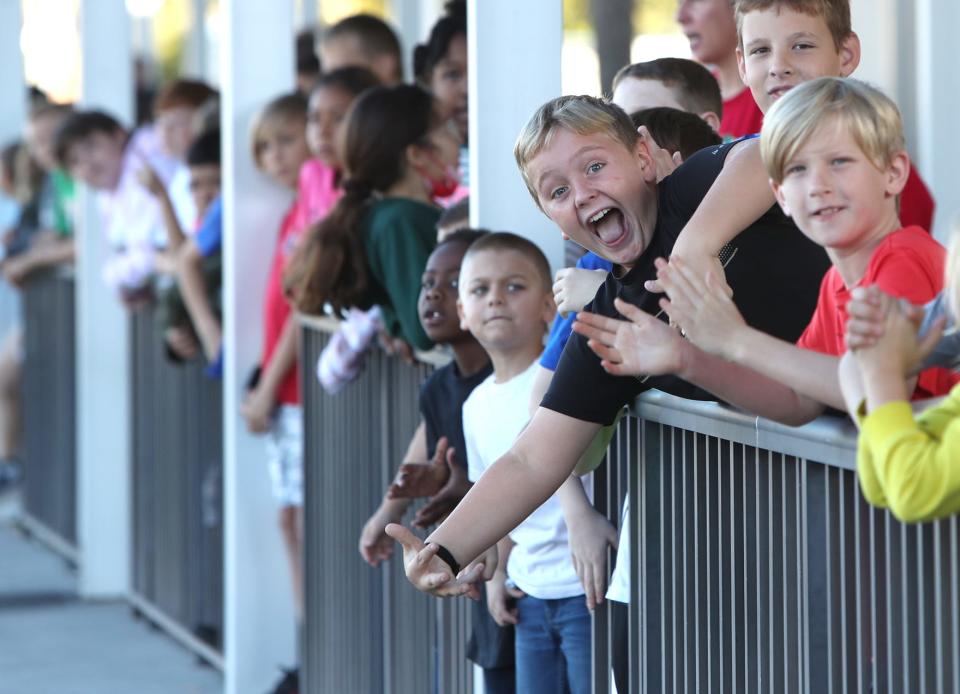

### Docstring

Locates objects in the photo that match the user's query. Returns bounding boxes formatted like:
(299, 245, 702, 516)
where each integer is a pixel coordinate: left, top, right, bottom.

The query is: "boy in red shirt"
(575, 78, 958, 426)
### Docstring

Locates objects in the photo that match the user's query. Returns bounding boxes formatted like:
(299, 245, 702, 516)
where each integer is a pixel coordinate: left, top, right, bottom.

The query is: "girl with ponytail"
(287, 83, 461, 351)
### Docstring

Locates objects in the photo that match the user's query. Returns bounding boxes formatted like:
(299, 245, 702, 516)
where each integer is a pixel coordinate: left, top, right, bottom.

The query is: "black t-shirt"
(542, 139, 831, 425)
(419, 359, 493, 463)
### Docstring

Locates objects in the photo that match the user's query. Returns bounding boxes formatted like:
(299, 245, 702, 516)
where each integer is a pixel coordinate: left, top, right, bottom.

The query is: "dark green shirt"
(361, 197, 439, 351)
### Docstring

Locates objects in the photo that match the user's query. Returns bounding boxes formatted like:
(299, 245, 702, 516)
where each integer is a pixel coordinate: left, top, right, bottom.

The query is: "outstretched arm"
(387, 407, 601, 594)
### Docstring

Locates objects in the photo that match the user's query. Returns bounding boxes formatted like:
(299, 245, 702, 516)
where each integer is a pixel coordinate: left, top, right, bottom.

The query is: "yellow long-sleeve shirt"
(857, 384, 960, 523)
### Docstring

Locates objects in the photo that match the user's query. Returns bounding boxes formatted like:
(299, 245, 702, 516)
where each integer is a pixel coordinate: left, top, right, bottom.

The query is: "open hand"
(573, 297, 685, 377)
(553, 267, 608, 317)
(413, 447, 471, 528)
(567, 506, 618, 610)
(385, 523, 484, 597)
(389, 437, 451, 500)
(644, 251, 728, 295)
(656, 256, 743, 359)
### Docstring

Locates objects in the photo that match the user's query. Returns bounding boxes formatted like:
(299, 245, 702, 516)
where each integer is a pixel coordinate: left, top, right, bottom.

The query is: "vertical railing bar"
(935, 521, 944, 694)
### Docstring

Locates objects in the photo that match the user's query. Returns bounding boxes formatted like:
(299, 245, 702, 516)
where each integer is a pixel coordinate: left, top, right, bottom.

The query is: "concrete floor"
(0, 492, 223, 694)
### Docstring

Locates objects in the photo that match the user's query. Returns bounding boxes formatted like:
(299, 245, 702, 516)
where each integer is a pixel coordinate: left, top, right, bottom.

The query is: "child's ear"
(700, 111, 722, 134)
(736, 46, 747, 83)
(770, 178, 792, 218)
(838, 32, 861, 77)
(884, 150, 911, 198)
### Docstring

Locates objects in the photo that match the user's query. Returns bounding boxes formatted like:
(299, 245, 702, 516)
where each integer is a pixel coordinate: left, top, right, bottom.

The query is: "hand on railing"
(359, 500, 406, 567)
(388, 437, 452, 499)
(240, 386, 275, 434)
(385, 523, 485, 598)
(573, 297, 687, 377)
(388, 438, 472, 528)
(566, 505, 619, 610)
(164, 326, 200, 361)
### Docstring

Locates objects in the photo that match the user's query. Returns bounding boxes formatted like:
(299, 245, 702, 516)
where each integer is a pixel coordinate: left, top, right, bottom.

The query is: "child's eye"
(550, 186, 568, 200)
(421, 277, 435, 290)
(785, 164, 806, 176)
(830, 157, 852, 166)
(507, 283, 526, 293)
(470, 285, 487, 296)
(793, 42, 815, 50)
(587, 162, 604, 174)
(750, 46, 769, 56)
(449, 278, 459, 290)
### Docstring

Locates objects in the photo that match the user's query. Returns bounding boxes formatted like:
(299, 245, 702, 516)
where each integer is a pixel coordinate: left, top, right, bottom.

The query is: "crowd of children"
(5, 0, 960, 692)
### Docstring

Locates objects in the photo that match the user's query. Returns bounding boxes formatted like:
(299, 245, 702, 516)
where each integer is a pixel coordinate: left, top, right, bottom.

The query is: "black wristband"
(433, 543, 461, 576)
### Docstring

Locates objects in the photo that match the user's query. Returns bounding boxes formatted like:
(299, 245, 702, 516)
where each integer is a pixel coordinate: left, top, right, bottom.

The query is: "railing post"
(467, 0, 565, 271)
(220, 1, 298, 692)
(915, 0, 960, 240)
(76, 0, 133, 599)
(0, 0, 26, 142)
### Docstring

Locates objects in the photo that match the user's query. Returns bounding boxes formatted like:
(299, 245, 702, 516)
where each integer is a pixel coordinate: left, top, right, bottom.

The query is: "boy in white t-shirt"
(458, 232, 594, 694)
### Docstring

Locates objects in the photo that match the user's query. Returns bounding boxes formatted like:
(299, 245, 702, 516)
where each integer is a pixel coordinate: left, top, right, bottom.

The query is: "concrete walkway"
(0, 495, 223, 694)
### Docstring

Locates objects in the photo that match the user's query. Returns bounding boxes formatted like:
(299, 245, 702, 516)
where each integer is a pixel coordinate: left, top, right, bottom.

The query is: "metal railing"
(129, 304, 223, 663)
(300, 319, 960, 694)
(300, 316, 474, 694)
(20, 269, 78, 559)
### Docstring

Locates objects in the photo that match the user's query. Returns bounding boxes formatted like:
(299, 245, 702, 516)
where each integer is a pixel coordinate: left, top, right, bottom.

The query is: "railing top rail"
(633, 390, 858, 470)
(299, 317, 858, 470)
(297, 313, 451, 368)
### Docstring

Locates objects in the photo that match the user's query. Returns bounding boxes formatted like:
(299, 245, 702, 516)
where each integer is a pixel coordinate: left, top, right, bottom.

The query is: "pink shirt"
(297, 159, 342, 227)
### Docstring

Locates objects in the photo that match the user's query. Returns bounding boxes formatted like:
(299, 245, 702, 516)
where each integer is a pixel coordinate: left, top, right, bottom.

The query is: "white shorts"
(265, 404, 304, 507)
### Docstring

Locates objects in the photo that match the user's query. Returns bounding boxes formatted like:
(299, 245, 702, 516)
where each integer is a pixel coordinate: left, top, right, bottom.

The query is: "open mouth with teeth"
(589, 207, 628, 247)
(812, 205, 844, 218)
(422, 308, 446, 325)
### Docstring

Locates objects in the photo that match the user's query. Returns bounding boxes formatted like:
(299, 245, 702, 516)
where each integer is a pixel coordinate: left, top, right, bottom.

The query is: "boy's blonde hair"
(735, 0, 852, 50)
(947, 221, 960, 322)
(760, 77, 904, 184)
(250, 92, 307, 170)
(514, 95, 638, 210)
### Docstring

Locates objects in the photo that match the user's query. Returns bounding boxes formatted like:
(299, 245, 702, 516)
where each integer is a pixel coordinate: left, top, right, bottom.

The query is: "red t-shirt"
(901, 165, 935, 234)
(262, 202, 306, 406)
(797, 226, 959, 399)
(719, 87, 765, 140)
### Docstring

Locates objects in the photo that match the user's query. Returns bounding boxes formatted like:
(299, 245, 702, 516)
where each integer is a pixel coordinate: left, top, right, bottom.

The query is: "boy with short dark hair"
(611, 57, 723, 133)
(318, 14, 403, 86)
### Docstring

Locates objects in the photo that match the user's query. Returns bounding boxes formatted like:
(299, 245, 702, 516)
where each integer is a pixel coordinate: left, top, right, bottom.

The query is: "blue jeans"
(515, 595, 591, 694)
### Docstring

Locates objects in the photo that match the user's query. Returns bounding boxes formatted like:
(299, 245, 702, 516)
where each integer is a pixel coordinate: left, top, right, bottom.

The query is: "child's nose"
(769, 50, 794, 77)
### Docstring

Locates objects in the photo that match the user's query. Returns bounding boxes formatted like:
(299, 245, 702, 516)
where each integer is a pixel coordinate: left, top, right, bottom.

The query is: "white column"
(915, 0, 960, 241)
(0, 0, 26, 142)
(467, 0, 564, 270)
(76, 0, 133, 598)
(221, 1, 297, 693)
(389, 0, 444, 82)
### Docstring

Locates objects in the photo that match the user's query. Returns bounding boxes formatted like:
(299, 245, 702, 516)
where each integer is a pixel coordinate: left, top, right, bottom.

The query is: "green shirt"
(361, 197, 439, 352)
(50, 170, 75, 237)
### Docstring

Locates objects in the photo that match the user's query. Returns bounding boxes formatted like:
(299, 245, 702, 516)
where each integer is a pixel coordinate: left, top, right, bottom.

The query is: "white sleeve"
(462, 397, 484, 483)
